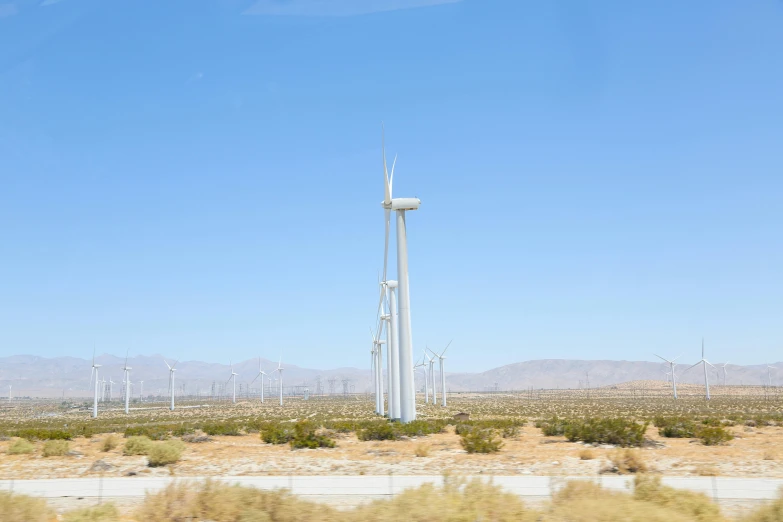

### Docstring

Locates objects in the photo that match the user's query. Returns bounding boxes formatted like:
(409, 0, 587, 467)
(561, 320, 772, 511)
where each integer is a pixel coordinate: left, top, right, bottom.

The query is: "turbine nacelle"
(383, 198, 421, 211)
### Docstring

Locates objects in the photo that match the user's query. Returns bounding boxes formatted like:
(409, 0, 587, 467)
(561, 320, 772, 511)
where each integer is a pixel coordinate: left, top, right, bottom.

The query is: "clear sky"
(1, 0, 781, 372)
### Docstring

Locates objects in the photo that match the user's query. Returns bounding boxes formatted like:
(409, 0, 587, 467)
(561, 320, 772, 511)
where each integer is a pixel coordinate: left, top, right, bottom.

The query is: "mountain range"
(1, 355, 780, 398)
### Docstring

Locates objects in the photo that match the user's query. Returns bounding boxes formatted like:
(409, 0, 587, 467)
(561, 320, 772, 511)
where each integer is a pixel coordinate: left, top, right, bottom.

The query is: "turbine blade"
(684, 361, 702, 372)
(382, 123, 391, 205)
(653, 354, 668, 363)
(441, 340, 453, 357)
(389, 154, 397, 197)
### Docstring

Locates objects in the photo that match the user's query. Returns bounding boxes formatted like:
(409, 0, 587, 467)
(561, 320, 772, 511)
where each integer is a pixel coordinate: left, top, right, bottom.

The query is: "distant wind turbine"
(123, 351, 132, 414)
(685, 339, 715, 400)
(274, 356, 284, 406)
(249, 357, 267, 403)
(654, 353, 680, 399)
(720, 362, 730, 386)
(767, 364, 776, 387)
(88, 350, 101, 418)
(164, 358, 179, 410)
(428, 340, 452, 407)
(227, 361, 238, 403)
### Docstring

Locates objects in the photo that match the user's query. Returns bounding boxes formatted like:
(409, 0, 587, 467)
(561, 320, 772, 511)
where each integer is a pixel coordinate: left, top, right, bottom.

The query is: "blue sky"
(1, 0, 781, 372)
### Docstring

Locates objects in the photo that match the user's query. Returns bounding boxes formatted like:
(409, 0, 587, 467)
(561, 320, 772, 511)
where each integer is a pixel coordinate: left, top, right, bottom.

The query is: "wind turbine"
(424, 349, 437, 405)
(123, 351, 132, 414)
(249, 357, 267, 403)
(139, 380, 144, 401)
(428, 341, 452, 407)
(226, 361, 238, 403)
(88, 350, 101, 418)
(414, 357, 428, 404)
(654, 353, 680, 399)
(685, 339, 715, 400)
(720, 362, 730, 386)
(767, 364, 776, 387)
(164, 358, 178, 410)
(108, 377, 115, 402)
(378, 126, 420, 424)
(273, 356, 284, 406)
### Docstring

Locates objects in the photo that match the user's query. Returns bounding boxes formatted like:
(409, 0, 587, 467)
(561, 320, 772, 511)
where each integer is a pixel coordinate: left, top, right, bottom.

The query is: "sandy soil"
(2, 424, 783, 479)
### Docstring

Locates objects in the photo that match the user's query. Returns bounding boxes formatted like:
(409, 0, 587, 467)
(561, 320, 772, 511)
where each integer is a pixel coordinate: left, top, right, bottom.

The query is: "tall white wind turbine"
(123, 351, 132, 414)
(424, 349, 436, 405)
(108, 377, 115, 402)
(429, 341, 452, 407)
(767, 364, 776, 387)
(378, 126, 420, 424)
(88, 350, 101, 418)
(274, 357, 284, 406)
(414, 358, 427, 404)
(654, 353, 680, 399)
(164, 358, 178, 410)
(227, 361, 238, 403)
(685, 339, 715, 400)
(249, 357, 267, 403)
(720, 362, 730, 386)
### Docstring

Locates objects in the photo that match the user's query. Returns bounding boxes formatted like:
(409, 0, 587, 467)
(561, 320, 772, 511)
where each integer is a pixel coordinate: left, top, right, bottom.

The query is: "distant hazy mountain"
(0, 355, 778, 398)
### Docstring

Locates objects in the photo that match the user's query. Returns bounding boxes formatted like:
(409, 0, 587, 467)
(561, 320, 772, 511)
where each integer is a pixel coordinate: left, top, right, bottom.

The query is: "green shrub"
(290, 422, 336, 450)
(42, 440, 70, 457)
(459, 428, 503, 454)
(7, 438, 35, 455)
(634, 475, 722, 521)
(123, 435, 154, 455)
(147, 440, 185, 467)
(202, 421, 241, 436)
(357, 422, 398, 441)
(397, 419, 447, 437)
(537, 417, 572, 437)
(699, 426, 733, 446)
(660, 420, 699, 438)
(16, 428, 72, 441)
(261, 423, 295, 444)
(124, 426, 169, 441)
(564, 418, 648, 447)
(101, 434, 119, 452)
(62, 502, 119, 522)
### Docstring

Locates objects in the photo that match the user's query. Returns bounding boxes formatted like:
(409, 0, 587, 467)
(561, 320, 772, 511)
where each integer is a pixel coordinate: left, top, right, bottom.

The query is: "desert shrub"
(357, 421, 398, 441)
(0, 491, 55, 522)
(742, 487, 783, 522)
(352, 477, 537, 521)
(124, 426, 169, 441)
(579, 448, 596, 460)
(202, 421, 242, 437)
(134, 480, 334, 522)
(537, 417, 572, 436)
(123, 435, 153, 455)
(565, 418, 648, 447)
(289, 422, 335, 450)
(100, 434, 118, 452)
(397, 419, 447, 437)
(15, 428, 72, 441)
(261, 423, 295, 444)
(7, 438, 35, 455)
(634, 475, 722, 521)
(61, 503, 119, 522)
(660, 420, 699, 438)
(42, 440, 70, 457)
(182, 432, 212, 443)
(323, 420, 359, 433)
(147, 440, 185, 467)
(459, 427, 503, 454)
(172, 424, 196, 437)
(699, 426, 733, 446)
(607, 449, 647, 474)
(415, 443, 431, 457)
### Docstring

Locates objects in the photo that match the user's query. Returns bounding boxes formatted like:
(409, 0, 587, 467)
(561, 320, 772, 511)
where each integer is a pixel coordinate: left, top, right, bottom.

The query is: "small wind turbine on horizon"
(767, 364, 776, 387)
(424, 348, 436, 405)
(249, 357, 267, 403)
(414, 356, 428, 404)
(88, 350, 101, 418)
(428, 341, 452, 407)
(654, 353, 680, 399)
(720, 362, 730, 386)
(123, 351, 132, 414)
(685, 339, 715, 400)
(108, 377, 115, 402)
(226, 361, 238, 403)
(273, 356, 284, 406)
(164, 358, 179, 411)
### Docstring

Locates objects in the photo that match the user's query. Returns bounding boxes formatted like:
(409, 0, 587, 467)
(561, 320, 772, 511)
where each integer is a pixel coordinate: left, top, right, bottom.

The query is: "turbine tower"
(385, 281, 401, 420)
(654, 353, 680, 399)
(685, 339, 714, 400)
(164, 358, 178, 410)
(720, 362, 730, 386)
(274, 357, 284, 406)
(123, 350, 132, 414)
(250, 357, 267, 403)
(429, 341, 452, 407)
(88, 350, 101, 418)
(108, 377, 115, 402)
(378, 126, 420, 424)
(139, 380, 144, 401)
(414, 358, 427, 403)
(424, 349, 436, 404)
(767, 364, 776, 387)
(227, 361, 238, 403)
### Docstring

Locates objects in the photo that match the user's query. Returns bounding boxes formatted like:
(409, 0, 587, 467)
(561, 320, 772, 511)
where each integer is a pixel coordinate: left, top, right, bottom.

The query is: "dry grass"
(633, 475, 723, 521)
(61, 503, 119, 522)
(147, 440, 185, 467)
(0, 491, 55, 522)
(579, 448, 596, 460)
(414, 443, 431, 457)
(123, 436, 153, 456)
(41, 440, 69, 457)
(7, 438, 34, 455)
(100, 435, 118, 452)
(606, 449, 648, 474)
